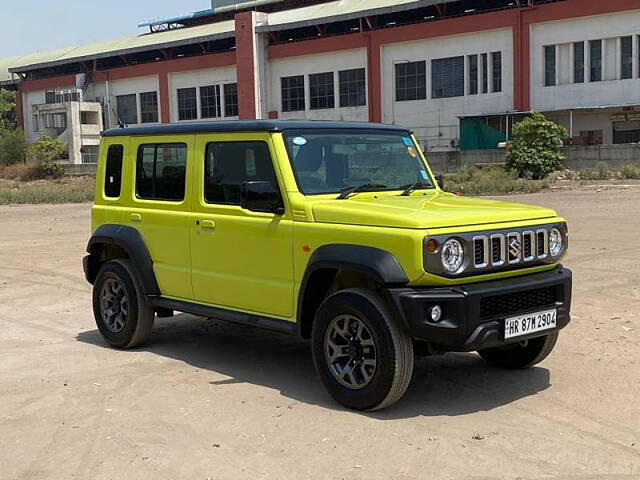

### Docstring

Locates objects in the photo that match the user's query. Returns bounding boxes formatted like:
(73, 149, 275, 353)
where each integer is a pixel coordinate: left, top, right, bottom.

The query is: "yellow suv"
(84, 120, 571, 411)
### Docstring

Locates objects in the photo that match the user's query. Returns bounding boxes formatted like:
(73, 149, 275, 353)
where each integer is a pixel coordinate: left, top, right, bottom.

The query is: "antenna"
(111, 105, 127, 128)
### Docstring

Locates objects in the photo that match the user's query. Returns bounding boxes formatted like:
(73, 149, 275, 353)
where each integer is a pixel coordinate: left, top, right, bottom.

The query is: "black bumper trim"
(386, 266, 572, 352)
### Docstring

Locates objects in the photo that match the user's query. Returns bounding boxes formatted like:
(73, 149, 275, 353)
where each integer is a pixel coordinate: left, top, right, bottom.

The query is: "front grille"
(473, 228, 550, 270)
(479, 286, 556, 319)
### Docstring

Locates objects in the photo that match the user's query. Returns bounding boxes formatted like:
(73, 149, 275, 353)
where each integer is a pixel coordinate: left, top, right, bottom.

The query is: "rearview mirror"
(435, 174, 444, 190)
(240, 181, 284, 214)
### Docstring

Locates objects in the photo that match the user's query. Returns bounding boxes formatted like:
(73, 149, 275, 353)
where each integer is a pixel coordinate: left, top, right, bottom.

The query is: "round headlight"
(549, 228, 563, 257)
(441, 238, 464, 273)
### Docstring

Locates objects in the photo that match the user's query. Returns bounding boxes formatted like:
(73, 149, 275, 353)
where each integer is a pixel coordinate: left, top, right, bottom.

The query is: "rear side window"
(204, 141, 277, 205)
(104, 144, 123, 198)
(136, 143, 187, 202)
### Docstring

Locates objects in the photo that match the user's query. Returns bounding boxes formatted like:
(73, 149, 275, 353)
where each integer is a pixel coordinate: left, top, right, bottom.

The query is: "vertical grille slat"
(473, 236, 489, 268)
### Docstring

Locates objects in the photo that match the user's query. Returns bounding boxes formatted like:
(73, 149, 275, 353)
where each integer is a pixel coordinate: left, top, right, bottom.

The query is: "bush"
(41, 160, 64, 178)
(0, 128, 27, 165)
(26, 134, 66, 163)
(506, 112, 568, 180)
(444, 165, 549, 195)
(620, 164, 640, 180)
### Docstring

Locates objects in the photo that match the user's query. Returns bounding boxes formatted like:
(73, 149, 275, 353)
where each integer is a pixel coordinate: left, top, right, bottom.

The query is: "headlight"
(549, 228, 563, 257)
(441, 238, 464, 273)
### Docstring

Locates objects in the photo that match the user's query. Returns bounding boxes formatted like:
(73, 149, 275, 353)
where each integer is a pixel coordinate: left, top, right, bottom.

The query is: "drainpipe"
(105, 79, 111, 129)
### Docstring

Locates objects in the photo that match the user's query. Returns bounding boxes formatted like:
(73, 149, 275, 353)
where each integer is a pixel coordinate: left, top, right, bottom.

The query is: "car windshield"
(283, 130, 434, 195)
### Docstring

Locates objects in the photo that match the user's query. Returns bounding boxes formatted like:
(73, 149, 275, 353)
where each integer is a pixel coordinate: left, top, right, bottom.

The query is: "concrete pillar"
(234, 11, 267, 119)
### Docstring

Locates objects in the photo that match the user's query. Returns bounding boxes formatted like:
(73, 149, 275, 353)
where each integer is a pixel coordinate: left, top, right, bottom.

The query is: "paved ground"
(1, 190, 639, 480)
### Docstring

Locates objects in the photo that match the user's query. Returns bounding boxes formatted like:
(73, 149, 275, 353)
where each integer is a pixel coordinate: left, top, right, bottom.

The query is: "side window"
(104, 144, 124, 198)
(136, 143, 187, 202)
(204, 141, 277, 205)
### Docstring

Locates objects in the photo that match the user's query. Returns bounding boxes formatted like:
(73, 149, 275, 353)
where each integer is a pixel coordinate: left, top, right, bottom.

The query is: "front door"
(190, 133, 294, 319)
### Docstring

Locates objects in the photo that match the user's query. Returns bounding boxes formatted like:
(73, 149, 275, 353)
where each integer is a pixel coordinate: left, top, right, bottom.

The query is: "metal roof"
(8, 20, 235, 74)
(101, 120, 408, 137)
(258, 0, 458, 32)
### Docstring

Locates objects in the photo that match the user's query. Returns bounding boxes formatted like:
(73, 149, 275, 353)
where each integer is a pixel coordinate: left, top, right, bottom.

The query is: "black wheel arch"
(83, 224, 160, 296)
(297, 244, 409, 338)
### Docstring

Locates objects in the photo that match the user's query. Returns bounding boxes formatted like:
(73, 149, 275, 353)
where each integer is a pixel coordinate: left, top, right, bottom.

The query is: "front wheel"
(477, 331, 559, 369)
(311, 288, 414, 411)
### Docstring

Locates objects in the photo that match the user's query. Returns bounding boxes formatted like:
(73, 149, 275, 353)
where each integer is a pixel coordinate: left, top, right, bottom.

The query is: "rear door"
(189, 133, 294, 319)
(123, 134, 195, 301)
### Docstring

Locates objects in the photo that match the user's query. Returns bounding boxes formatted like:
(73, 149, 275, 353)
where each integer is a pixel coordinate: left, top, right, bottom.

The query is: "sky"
(0, 0, 208, 58)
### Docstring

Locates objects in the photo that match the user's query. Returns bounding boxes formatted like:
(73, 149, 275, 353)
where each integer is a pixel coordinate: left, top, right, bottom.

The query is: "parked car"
(83, 120, 571, 411)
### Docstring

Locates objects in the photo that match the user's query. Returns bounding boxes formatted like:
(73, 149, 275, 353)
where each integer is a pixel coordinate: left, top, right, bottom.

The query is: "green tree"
(0, 128, 27, 165)
(506, 112, 568, 180)
(0, 88, 17, 130)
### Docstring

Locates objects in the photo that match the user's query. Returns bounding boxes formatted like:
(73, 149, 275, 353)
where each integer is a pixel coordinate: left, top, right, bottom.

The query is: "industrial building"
(1, 0, 640, 163)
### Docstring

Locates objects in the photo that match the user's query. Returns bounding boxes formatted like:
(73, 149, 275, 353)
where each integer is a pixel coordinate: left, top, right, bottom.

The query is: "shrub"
(0, 128, 27, 165)
(41, 160, 64, 178)
(576, 162, 613, 181)
(620, 164, 640, 180)
(26, 134, 66, 163)
(444, 165, 549, 195)
(506, 112, 568, 180)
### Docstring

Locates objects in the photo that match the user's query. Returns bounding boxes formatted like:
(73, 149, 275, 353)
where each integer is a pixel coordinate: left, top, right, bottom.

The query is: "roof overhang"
(257, 0, 459, 33)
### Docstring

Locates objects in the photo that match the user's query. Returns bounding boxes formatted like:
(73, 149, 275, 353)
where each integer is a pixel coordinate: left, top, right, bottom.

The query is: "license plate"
(504, 308, 557, 340)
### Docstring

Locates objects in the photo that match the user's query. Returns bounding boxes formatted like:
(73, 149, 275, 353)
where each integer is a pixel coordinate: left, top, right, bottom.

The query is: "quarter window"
(140, 92, 158, 124)
(177, 88, 197, 120)
(339, 68, 366, 107)
(204, 141, 278, 205)
(395, 61, 426, 102)
(309, 72, 335, 110)
(224, 83, 239, 117)
(432, 56, 464, 98)
(281, 75, 305, 112)
(104, 145, 123, 198)
(116, 94, 138, 124)
(136, 143, 187, 202)
(200, 85, 222, 118)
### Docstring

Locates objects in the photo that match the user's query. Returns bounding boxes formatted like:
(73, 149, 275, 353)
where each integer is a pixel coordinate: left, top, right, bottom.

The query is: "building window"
(574, 42, 585, 83)
(200, 85, 222, 119)
(32, 106, 39, 132)
(204, 142, 277, 205)
(481, 53, 489, 93)
(43, 113, 66, 129)
(177, 88, 197, 120)
(395, 61, 426, 102)
(281, 75, 305, 112)
(140, 92, 158, 124)
(338, 68, 366, 107)
(468, 55, 478, 95)
(491, 51, 502, 93)
(82, 145, 99, 164)
(309, 72, 335, 110)
(224, 83, 238, 117)
(621, 36, 633, 80)
(116, 94, 138, 124)
(544, 45, 556, 86)
(104, 144, 123, 198)
(136, 143, 187, 201)
(589, 40, 602, 82)
(431, 56, 464, 99)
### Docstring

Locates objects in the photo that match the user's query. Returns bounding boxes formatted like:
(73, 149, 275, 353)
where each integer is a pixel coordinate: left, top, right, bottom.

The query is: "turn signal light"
(426, 239, 439, 253)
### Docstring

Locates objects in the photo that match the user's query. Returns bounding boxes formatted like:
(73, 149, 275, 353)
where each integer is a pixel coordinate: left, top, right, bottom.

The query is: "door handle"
(200, 219, 216, 230)
(130, 213, 142, 222)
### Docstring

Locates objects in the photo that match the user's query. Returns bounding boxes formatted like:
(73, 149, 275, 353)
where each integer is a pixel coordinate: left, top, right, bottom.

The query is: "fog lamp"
(429, 305, 443, 322)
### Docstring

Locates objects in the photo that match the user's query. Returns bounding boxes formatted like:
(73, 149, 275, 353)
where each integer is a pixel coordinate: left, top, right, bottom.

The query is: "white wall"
(267, 48, 368, 121)
(531, 10, 640, 112)
(168, 66, 237, 122)
(23, 90, 46, 141)
(106, 75, 160, 127)
(381, 28, 513, 151)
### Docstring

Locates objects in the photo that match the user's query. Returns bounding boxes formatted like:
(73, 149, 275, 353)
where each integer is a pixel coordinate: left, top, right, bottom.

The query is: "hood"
(311, 192, 558, 229)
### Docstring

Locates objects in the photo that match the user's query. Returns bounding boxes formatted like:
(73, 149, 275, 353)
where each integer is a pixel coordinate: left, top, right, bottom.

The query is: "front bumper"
(387, 266, 572, 352)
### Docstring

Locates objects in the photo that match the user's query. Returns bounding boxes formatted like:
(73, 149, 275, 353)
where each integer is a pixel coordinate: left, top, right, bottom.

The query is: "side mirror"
(240, 181, 284, 214)
(435, 174, 444, 190)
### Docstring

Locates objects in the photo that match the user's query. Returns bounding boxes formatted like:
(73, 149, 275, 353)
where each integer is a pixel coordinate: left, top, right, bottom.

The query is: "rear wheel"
(477, 332, 559, 369)
(311, 288, 414, 411)
(92, 259, 155, 349)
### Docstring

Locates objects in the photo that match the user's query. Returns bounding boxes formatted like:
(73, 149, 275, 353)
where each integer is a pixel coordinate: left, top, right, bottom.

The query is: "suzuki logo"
(509, 236, 521, 260)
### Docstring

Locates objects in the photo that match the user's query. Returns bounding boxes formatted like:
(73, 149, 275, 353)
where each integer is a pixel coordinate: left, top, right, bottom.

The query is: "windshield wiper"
(337, 183, 388, 199)
(399, 181, 434, 196)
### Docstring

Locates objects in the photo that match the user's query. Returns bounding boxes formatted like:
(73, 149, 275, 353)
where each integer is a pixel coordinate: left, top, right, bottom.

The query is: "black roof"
(101, 120, 409, 137)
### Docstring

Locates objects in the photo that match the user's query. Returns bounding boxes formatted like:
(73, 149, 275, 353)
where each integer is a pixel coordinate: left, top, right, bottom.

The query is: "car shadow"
(76, 313, 551, 419)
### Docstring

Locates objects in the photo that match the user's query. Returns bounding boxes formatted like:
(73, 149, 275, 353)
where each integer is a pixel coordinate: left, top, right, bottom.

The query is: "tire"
(92, 259, 155, 349)
(311, 288, 414, 411)
(477, 331, 559, 369)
